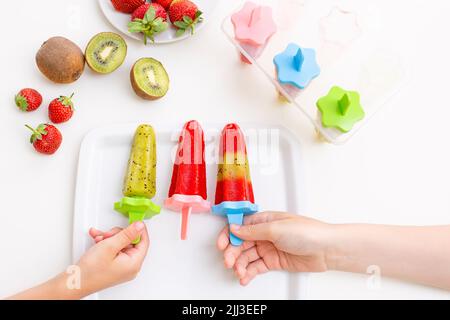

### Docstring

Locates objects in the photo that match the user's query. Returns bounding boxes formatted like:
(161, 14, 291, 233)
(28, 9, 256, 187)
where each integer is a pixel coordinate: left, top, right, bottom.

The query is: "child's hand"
(76, 222, 150, 296)
(217, 212, 333, 286)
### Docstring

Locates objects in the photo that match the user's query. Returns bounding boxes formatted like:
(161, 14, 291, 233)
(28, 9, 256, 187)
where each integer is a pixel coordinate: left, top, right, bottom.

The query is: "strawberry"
(111, 0, 145, 14)
(15, 88, 42, 112)
(26, 124, 62, 155)
(131, 3, 167, 21)
(48, 93, 75, 124)
(128, 4, 169, 44)
(169, 0, 203, 36)
(154, 0, 174, 10)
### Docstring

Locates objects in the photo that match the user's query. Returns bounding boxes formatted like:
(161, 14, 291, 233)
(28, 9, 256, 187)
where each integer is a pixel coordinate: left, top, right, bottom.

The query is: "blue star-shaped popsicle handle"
(212, 201, 259, 246)
(274, 43, 321, 89)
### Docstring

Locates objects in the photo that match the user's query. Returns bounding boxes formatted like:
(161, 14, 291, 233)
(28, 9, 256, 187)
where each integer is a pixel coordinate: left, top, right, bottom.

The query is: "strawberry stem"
(25, 124, 37, 134)
(60, 93, 75, 108)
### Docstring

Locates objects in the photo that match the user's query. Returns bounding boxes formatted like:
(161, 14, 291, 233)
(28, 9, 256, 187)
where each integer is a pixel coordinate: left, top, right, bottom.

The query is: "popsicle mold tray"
(222, 0, 408, 144)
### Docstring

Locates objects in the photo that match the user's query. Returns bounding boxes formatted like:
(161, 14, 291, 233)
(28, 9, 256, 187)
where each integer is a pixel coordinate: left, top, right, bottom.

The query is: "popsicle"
(164, 120, 211, 240)
(273, 43, 320, 101)
(212, 124, 258, 246)
(232, 1, 277, 64)
(114, 124, 161, 244)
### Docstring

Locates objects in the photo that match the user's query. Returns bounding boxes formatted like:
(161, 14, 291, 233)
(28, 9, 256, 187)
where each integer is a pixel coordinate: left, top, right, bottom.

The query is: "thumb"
(230, 223, 275, 241)
(105, 222, 146, 252)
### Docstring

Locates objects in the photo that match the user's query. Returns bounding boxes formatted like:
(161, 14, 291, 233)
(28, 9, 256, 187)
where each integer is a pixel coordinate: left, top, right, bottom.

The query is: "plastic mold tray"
(222, 0, 408, 144)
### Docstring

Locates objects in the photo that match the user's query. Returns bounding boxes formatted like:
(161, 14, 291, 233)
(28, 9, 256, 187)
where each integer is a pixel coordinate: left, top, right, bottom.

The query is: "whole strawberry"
(15, 88, 42, 112)
(128, 4, 169, 44)
(48, 93, 75, 124)
(169, 0, 203, 36)
(26, 124, 62, 155)
(154, 0, 174, 10)
(131, 3, 167, 21)
(111, 0, 145, 14)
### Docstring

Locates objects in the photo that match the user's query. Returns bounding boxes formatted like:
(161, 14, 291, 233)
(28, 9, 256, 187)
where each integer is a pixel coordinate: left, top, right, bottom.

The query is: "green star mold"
(316, 86, 365, 133)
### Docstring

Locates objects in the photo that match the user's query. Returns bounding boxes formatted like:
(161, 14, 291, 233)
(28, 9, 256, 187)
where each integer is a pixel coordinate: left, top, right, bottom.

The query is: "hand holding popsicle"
(78, 222, 150, 294)
(217, 212, 330, 286)
(9, 223, 150, 300)
(218, 212, 450, 291)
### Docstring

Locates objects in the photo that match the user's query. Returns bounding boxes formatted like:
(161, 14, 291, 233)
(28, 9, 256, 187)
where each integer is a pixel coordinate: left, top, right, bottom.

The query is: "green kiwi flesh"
(85, 32, 127, 74)
(131, 58, 169, 100)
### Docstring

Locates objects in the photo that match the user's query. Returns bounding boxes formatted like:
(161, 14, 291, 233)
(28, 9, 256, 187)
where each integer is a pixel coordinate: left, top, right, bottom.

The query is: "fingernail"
(230, 224, 240, 231)
(134, 221, 145, 231)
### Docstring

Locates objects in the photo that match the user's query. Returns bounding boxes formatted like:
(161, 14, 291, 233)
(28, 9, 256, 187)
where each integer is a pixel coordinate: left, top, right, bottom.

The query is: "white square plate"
(73, 123, 308, 299)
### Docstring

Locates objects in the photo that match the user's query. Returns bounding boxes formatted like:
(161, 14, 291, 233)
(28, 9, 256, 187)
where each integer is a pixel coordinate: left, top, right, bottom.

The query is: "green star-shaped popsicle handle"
(316, 86, 365, 133)
(114, 196, 161, 244)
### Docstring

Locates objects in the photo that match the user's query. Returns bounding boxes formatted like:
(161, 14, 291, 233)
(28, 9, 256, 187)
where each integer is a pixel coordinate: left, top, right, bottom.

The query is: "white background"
(1, 0, 450, 299)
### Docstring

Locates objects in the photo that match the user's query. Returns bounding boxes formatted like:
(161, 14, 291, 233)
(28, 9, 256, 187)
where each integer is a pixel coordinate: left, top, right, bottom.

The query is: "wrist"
(51, 265, 97, 300)
(323, 224, 372, 273)
(52, 270, 88, 300)
(322, 224, 348, 271)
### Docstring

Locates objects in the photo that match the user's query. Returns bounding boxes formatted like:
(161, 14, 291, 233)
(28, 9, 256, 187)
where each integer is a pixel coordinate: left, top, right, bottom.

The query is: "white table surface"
(1, 0, 450, 300)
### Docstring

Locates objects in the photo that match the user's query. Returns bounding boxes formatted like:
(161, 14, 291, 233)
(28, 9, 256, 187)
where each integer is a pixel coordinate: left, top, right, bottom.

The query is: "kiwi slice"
(130, 58, 170, 100)
(85, 32, 127, 74)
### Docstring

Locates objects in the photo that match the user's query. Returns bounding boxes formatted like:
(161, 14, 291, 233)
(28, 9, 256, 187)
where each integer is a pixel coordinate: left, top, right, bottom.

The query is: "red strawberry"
(154, 0, 174, 10)
(111, 0, 145, 14)
(128, 4, 169, 44)
(48, 93, 75, 124)
(26, 124, 62, 155)
(169, 0, 203, 36)
(131, 3, 167, 21)
(15, 88, 42, 112)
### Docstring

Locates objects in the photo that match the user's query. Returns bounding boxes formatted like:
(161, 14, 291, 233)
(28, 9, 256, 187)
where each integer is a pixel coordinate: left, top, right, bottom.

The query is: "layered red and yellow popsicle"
(212, 123, 258, 246)
(164, 120, 210, 240)
(114, 124, 161, 244)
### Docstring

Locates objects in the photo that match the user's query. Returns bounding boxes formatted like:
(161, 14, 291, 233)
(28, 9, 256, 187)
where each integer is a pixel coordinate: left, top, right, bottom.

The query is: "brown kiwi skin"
(36, 37, 85, 84)
(130, 59, 170, 100)
(85, 32, 127, 74)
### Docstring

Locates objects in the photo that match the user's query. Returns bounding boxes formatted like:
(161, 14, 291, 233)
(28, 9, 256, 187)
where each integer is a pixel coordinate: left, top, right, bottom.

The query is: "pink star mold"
(231, 1, 277, 64)
(319, 7, 362, 46)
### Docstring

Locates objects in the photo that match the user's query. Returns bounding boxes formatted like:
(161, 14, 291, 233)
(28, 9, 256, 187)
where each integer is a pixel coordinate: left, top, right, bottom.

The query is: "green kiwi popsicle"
(123, 124, 157, 198)
(114, 124, 161, 244)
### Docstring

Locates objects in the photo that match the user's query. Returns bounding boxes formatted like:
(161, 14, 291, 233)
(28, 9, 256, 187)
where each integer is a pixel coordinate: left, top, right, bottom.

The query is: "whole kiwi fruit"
(36, 37, 85, 84)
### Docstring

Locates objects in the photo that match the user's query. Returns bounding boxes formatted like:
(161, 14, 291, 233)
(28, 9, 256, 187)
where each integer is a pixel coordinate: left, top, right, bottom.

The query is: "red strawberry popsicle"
(212, 124, 258, 246)
(165, 120, 211, 240)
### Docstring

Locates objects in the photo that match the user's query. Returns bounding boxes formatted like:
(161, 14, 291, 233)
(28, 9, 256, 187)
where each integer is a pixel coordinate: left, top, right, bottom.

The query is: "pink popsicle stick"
(181, 206, 192, 240)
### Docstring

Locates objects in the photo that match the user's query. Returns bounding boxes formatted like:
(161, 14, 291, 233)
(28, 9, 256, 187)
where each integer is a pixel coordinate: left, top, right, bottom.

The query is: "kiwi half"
(130, 58, 170, 100)
(85, 32, 127, 74)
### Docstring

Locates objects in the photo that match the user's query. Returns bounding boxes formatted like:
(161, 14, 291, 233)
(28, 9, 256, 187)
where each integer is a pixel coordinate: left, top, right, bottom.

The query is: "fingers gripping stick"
(212, 201, 259, 247)
(115, 197, 161, 244)
(227, 213, 244, 246)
